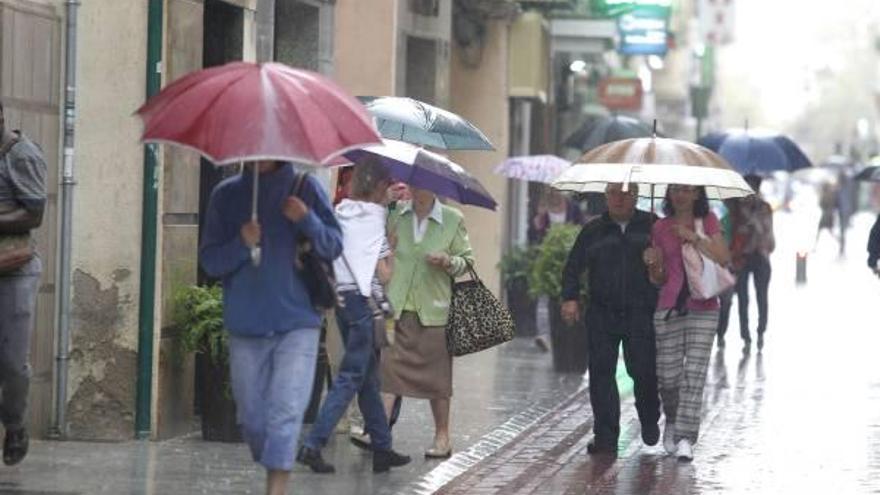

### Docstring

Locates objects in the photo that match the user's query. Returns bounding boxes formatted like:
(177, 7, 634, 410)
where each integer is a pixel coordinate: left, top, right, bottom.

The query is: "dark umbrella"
(855, 166, 880, 182)
(563, 114, 656, 152)
(345, 139, 497, 210)
(359, 96, 494, 151)
(698, 129, 812, 175)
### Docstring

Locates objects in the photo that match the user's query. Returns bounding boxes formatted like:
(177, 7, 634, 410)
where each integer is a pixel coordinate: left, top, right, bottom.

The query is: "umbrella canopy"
(563, 114, 656, 153)
(698, 129, 812, 175)
(855, 166, 880, 182)
(359, 96, 494, 151)
(345, 140, 497, 210)
(552, 137, 753, 200)
(137, 61, 381, 165)
(494, 155, 570, 184)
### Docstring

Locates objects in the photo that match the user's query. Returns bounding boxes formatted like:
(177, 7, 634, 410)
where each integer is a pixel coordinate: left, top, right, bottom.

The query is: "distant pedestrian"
(530, 188, 583, 352)
(648, 184, 731, 462)
(712, 199, 735, 349)
(867, 212, 880, 277)
(561, 183, 661, 456)
(815, 182, 837, 248)
(730, 175, 775, 352)
(0, 100, 47, 467)
(297, 158, 411, 474)
(200, 161, 342, 495)
(380, 188, 474, 459)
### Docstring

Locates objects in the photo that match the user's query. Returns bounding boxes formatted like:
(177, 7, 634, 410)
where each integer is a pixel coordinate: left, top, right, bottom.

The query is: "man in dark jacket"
(561, 183, 660, 455)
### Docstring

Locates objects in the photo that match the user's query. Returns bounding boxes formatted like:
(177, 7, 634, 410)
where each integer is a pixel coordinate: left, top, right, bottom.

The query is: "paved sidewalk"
(425, 212, 880, 494)
(0, 337, 583, 495)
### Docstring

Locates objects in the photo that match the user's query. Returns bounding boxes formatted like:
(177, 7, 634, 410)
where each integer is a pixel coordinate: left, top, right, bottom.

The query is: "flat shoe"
(424, 444, 452, 459)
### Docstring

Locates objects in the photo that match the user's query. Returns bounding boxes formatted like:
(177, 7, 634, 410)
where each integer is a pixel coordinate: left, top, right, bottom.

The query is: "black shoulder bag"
(292, 172, 338, 310)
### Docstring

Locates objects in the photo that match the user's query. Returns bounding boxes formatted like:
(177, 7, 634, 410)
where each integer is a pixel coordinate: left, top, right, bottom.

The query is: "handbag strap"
(338, 252, 382, 309)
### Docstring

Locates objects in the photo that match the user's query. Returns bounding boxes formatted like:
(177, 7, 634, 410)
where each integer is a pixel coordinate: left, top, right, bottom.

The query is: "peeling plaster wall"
(67, 1, 148, 440)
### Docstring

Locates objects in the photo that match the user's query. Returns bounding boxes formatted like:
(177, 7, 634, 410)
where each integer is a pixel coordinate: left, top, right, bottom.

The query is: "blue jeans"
(0, 257, 41, 430)
(304, 291, 392, 452)
(228, 327, 319, 471)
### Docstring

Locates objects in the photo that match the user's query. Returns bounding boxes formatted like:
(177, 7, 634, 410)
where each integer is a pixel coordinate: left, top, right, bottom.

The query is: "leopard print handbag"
(445, 261, 515, 357)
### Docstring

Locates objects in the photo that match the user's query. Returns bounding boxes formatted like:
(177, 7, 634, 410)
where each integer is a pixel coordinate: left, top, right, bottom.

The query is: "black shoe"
(3, 428, 28, 466)
(641, 422, 660, 446)
(373, 449, 411, 472)
(586, 439, 616, 455)
(296, 446, 335, 473)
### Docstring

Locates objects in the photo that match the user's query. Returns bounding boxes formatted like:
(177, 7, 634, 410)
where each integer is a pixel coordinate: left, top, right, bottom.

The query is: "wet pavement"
(0, 330, 583, 494)
(2, 211, 880, 494)
(433, 211, 880, 494)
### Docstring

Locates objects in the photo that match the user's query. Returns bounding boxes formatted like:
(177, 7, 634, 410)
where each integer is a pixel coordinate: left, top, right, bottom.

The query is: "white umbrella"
(551, 137, 754, 200)
(494, 155, 570, 184)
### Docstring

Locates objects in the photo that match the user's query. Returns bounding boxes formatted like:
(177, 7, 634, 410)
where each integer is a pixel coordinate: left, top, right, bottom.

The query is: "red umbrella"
(137, 61, 381, 264)
(136, 61, 380, 165)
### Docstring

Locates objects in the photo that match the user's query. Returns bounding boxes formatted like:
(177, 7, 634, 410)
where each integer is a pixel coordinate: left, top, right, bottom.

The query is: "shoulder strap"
(0, 136, 20, 159)
(291, 170, 308, 198)
(695, 217, 706, 237)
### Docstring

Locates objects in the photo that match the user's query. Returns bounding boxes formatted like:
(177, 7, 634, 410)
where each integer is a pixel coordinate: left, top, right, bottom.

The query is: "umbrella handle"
(250, 164, 261, 266)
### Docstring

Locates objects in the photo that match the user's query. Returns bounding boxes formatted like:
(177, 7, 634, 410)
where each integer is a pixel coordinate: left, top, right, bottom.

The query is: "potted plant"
(173, 285, 241, 442)
(498, 245, 538, 337)
(528, 224, 589, 373)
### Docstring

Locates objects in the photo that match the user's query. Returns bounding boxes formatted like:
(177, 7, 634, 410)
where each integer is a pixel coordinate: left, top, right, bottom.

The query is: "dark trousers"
(586, 309, 660, 445)
(735, 253, 771, 340)
(715, 288, 734, 340)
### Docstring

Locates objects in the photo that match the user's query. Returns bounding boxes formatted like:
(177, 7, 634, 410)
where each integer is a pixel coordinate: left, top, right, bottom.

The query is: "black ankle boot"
(3, 428, 28, 466)
(296, 446, 335, 473)
(373, 449, 411, 472)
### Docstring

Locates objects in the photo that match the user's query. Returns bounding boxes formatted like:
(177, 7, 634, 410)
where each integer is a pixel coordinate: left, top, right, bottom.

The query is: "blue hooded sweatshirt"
(199, 164, 342, 337)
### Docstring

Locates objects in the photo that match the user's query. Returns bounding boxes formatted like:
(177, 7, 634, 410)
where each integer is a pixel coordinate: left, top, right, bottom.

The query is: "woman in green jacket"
(381, 187, 474, 458)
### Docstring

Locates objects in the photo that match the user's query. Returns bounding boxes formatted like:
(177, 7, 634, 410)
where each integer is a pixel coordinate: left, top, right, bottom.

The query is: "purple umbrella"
(345, 139, 497, 210)
(494, 155, 571, 184)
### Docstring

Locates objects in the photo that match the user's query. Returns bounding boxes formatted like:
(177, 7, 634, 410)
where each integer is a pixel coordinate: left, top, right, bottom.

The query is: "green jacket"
(387, 202, 474, 326)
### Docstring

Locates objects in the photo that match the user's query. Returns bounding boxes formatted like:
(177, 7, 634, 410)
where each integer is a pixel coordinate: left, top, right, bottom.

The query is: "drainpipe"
(256, 0, 276, 62)
(49, 0, 79, 440)
(135, 0, 163, 440)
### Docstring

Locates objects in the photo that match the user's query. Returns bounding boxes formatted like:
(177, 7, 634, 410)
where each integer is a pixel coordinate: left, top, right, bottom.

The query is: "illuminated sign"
(598, 77, 643, 110)
(617, 7, 669, 55)
(590, 0, 672, 17)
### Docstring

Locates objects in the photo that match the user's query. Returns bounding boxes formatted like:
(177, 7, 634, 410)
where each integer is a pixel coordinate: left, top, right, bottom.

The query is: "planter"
(548, 299, 589, 373)
(506, 280, 537, 337)
(197, 353, 242, 442)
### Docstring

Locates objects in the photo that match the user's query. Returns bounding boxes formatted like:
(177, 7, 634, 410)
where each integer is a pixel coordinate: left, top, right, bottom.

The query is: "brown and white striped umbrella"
(552, 137, 754, 200)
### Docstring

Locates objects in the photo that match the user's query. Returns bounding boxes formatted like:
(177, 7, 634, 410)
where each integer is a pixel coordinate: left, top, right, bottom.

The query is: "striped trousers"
(654, 309, 719, 443)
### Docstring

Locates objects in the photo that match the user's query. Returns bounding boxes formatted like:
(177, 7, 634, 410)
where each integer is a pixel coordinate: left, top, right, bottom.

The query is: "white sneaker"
(676, 439, 693, 462)
(663, 423, 676, 454)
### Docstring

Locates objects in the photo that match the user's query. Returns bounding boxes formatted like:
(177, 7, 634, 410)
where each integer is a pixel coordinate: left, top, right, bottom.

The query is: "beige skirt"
(380, 311, 452, 399)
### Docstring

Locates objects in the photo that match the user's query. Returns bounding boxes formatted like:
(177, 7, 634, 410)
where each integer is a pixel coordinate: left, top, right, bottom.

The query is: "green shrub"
(172, 285, 228, 365)
(498, 245, 537, 289)
(528, 224, 582, 299)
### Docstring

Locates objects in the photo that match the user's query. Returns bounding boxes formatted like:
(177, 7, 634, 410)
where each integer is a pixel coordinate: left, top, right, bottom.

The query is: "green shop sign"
(589, 0, 672, 17)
